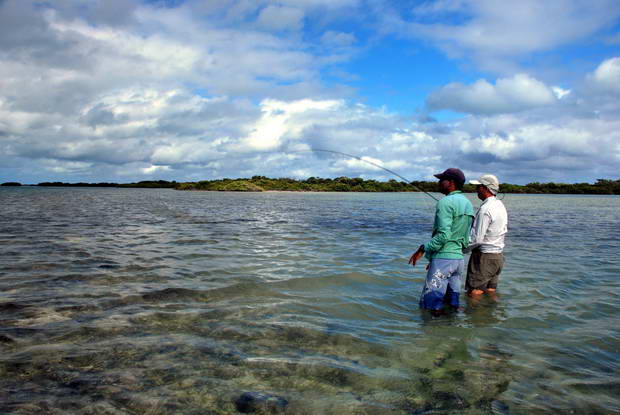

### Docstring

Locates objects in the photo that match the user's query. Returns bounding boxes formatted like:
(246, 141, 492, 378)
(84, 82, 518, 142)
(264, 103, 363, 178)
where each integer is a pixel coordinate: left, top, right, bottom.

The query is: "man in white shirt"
(465, 174, 508, 296)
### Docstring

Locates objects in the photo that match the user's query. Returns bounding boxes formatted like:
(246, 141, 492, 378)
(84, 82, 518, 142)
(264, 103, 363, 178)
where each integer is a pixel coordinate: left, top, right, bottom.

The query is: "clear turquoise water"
(0, 188, 618, 414)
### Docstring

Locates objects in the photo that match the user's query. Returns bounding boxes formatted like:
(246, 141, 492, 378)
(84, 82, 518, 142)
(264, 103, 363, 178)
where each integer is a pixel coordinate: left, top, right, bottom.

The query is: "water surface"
(1, 188, 618, 414)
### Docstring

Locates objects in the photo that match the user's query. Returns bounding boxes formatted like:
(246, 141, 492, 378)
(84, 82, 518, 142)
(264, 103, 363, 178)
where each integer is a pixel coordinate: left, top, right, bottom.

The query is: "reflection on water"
(0, 188, 619, 414)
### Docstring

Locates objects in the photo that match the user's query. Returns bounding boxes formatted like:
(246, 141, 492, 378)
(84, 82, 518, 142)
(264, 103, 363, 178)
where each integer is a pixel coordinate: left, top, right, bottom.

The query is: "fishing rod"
(295, 148, 440, 201)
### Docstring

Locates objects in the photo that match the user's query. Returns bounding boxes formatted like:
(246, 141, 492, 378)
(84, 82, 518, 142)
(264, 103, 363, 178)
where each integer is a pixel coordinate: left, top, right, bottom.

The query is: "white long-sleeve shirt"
(466, 196, 507, 254)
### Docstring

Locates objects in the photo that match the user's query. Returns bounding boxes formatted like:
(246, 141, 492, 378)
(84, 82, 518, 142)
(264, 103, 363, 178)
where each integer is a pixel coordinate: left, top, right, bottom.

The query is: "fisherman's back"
(425, 190, 474, 260)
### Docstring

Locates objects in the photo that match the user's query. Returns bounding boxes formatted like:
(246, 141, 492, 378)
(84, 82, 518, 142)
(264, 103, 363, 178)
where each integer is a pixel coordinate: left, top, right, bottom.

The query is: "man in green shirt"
(409, 168, 474, 315)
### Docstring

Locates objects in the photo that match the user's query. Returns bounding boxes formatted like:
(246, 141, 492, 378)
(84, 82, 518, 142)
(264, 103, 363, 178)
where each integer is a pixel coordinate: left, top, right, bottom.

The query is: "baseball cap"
(434, 168, 465, 185)
(469, 174, 500, 194)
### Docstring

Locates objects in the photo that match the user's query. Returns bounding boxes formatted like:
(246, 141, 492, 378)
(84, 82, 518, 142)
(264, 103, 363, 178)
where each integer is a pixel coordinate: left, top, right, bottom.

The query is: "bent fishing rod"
(294, 148, 440, 201)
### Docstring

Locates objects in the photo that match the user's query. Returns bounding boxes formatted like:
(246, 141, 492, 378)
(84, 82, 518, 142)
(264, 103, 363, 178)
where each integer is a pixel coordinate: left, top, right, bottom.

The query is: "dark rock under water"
(235, 391, 289, 414)
(0, 334, 16, 344)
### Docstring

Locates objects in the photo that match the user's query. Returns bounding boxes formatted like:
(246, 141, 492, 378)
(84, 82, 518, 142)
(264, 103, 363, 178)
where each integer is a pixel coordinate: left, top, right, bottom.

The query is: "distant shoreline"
(2, 177, 619, 195)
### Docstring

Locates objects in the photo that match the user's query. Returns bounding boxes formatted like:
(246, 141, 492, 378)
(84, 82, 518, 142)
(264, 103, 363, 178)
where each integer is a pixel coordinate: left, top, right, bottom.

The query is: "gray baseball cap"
(470, 174, 500, 194)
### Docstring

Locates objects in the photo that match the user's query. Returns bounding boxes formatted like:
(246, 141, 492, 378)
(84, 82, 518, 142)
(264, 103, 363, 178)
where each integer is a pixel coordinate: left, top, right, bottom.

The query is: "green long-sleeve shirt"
(424, 190, 474, 260)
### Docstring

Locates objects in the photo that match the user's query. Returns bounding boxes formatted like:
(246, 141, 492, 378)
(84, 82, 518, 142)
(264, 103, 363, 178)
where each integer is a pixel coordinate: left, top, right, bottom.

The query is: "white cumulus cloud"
(427, 74, 557, 115)
(586, 57, 620, 94)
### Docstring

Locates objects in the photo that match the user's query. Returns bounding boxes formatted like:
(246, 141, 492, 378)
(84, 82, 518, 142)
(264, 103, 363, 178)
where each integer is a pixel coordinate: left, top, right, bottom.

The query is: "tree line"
(2, 177, 619, 194)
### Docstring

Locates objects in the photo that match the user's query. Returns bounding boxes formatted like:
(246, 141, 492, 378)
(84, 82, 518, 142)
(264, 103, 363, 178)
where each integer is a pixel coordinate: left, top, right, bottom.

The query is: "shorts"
(420, 258, 464, 310)
(466, 249, 504, 291)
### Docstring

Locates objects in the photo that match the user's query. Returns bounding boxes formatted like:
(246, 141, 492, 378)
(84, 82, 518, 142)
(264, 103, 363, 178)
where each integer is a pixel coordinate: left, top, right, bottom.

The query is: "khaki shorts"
(466, 249, 504, 291)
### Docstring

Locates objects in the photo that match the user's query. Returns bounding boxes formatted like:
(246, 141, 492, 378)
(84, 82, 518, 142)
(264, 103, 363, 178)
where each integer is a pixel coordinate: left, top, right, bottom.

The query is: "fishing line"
(292, 148, 440, 201)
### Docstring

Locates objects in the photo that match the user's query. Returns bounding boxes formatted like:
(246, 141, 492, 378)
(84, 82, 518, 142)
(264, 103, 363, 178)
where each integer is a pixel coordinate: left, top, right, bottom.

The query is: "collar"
(448, 190, 463, 196)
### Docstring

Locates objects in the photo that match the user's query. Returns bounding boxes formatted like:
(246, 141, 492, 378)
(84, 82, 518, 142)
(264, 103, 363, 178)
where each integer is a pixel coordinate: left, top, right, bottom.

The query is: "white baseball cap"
(469, 174, 500, 194)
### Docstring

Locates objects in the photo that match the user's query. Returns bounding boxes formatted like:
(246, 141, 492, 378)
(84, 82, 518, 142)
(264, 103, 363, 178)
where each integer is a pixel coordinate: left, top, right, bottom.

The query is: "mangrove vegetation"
(5, 177, 618, 194)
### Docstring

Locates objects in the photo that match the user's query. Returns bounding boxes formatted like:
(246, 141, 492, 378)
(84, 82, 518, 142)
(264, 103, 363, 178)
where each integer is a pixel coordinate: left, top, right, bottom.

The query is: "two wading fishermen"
(409, 169, 507, 314)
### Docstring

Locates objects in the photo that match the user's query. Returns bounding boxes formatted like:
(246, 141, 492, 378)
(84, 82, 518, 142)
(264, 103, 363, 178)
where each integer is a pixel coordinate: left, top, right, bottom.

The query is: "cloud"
(0, 0, 353, 112)
(278, 0, 358, 7)
(585, 57, 620, 94)
(41, 159, 94, 174)
(552, 87, 571, 100)
(179, 0, 360, 29)
(321, 31, 356, 47)
(0, 0, 360, 183)
(236, 99, 344, 151)
(454, 116, 620, 181)
(400, 0, 620, 72)
(256, 5, 304, 31)
(141, 165, 171, 175)
(426, 74, 557, 114)
(2, 86, 619, 184)
(333, 155, 387, 172)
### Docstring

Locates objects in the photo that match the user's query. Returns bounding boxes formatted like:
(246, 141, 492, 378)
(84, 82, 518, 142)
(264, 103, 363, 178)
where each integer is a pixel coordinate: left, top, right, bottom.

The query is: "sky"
(1, 0, 619, 185)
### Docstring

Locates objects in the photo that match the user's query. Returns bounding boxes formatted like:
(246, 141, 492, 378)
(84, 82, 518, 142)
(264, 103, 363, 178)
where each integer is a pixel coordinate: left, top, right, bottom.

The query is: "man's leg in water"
(466, 250, 502, 296)
(484, 253, 504, 295)
(420, 259, 450, 313)
(444, 259, 464, 309)
(421, 259, 463, 315)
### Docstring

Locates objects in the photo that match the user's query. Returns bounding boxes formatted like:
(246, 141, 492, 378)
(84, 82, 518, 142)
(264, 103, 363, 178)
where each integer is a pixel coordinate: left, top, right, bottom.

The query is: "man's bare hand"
(408, 246, 425, 267)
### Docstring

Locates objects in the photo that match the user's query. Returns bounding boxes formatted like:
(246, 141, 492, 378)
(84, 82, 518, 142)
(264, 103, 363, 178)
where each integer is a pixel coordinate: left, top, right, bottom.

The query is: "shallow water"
(0, 188, 618, 414)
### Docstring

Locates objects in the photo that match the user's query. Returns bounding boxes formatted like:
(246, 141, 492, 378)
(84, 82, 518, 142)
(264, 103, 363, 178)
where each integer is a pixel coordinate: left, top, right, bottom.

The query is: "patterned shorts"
(420, 258, 464, 310)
